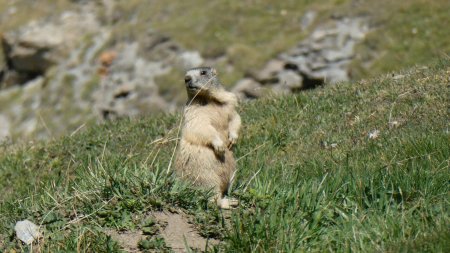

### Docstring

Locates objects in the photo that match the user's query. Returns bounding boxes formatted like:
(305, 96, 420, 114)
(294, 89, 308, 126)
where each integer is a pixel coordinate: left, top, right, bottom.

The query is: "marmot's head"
(184, 67, 222, 97)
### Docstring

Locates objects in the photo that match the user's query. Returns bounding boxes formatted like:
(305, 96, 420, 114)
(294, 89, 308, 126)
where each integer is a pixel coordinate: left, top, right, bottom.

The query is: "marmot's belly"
(175, 140, 235, 190)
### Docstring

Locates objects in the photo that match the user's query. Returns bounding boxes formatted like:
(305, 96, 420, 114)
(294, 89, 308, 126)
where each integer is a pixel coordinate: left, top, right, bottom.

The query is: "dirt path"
(106, 210, 218, 252)
(154, 211, 218, 252)
(105, 229, 144, 253)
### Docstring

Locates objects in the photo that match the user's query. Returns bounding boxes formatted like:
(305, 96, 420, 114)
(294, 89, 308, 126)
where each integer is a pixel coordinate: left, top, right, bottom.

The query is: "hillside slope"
(0, 59, 449, 251)
(1, 0, 449, 143)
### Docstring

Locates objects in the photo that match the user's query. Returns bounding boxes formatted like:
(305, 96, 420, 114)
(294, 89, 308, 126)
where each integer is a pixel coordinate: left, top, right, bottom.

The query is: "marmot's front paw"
(228, 132, 238, 148)
(212, 138, 225, 155)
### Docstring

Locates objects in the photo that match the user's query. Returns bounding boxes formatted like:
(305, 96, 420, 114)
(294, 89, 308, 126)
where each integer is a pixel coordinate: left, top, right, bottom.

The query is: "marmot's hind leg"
(217, 196, 239, 209)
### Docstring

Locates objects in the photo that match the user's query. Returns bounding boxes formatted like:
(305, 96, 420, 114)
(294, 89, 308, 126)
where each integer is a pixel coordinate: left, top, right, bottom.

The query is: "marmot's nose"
(184, 75, 192, 84)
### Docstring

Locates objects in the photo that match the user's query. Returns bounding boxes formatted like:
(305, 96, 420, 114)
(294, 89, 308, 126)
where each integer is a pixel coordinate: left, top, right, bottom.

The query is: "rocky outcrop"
(282, 17, 369, 84)
(0, 1, 370, 142)
(0, 3, 205, 141)
(0, 7, 100, 88)
(232, 78, 263, 99)
(94, 29, 205, 120)
(233, 16, 370, 100)
(94, 42, 174, 120)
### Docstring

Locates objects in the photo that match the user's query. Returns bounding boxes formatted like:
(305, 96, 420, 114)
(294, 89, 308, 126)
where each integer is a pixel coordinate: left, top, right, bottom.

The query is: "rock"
(177, 51, 204, 70)
(250, 59, 285, 83)
(281, 17, 369, 85)
(1, 9, 100, 85)
(140, 30, 181, 62)
(2, 37, 56, 74)
(282, 55, 309, 72)
(0, 71, 19, 89)
(300, 11, 317, 30)
(15, 220, 41, 245)
(309, 59, 328, 70)
(94, 32, 207, 120)
(94, 42, 173, 120)
(0, 2, 219, 142)
(310, 27, 338, 41)
(314, 66, 348, 84)
(232, 16, 370, 96)
(277, 70, 303, 90)
(232, 78, 263, 100)
(322, 44, 354, 62)
(344, 18, 369, 40)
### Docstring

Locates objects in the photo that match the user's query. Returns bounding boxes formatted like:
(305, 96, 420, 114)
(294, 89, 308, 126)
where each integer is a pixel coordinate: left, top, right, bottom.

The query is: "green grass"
(350, 0, 450, 79)
(1, 59, 449, 251)
(0, 0, 74, 31)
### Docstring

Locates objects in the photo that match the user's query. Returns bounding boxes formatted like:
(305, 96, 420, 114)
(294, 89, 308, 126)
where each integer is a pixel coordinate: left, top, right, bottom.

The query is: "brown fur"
(174, 67, 241, 208)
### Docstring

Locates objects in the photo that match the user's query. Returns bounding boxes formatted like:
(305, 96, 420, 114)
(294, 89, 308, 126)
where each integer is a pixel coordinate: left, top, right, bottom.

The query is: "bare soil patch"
(105, 210, 218, 252)
(105, 229, 144, 253)
(154, 211, 219, 252)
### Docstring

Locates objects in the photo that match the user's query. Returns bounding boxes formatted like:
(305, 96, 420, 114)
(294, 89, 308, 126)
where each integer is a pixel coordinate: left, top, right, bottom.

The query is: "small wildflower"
(368, 129, 380, 139)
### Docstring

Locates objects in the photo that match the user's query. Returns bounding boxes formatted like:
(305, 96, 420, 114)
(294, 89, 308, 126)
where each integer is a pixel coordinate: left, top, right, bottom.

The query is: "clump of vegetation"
(1, 59, 448, 251)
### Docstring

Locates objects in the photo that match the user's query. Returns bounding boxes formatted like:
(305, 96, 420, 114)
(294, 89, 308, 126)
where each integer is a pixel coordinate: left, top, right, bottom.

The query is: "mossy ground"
(1, 59, 448, 251)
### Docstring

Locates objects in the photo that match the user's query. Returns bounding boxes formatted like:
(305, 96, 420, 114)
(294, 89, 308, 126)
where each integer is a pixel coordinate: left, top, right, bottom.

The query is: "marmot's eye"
(200, 70, 207, 75)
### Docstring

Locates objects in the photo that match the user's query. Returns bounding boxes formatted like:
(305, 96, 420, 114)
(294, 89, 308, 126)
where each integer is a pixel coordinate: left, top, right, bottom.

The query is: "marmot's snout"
(184, 75, 192, 84)
(185, 75, 196, 90)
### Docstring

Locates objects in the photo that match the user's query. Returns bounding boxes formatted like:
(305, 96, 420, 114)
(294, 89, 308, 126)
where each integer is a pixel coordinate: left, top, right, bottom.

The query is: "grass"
(349, 0, 450, 78)
(0, 0, 74, 31)
(0, 58, 449, 251)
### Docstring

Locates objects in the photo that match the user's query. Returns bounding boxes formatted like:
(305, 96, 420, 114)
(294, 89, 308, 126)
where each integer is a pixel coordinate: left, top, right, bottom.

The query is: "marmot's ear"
(211, 68, 217, 75)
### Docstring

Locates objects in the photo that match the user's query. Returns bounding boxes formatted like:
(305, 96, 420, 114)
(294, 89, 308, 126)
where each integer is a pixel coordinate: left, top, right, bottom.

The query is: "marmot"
(174, 67, 241, 209)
